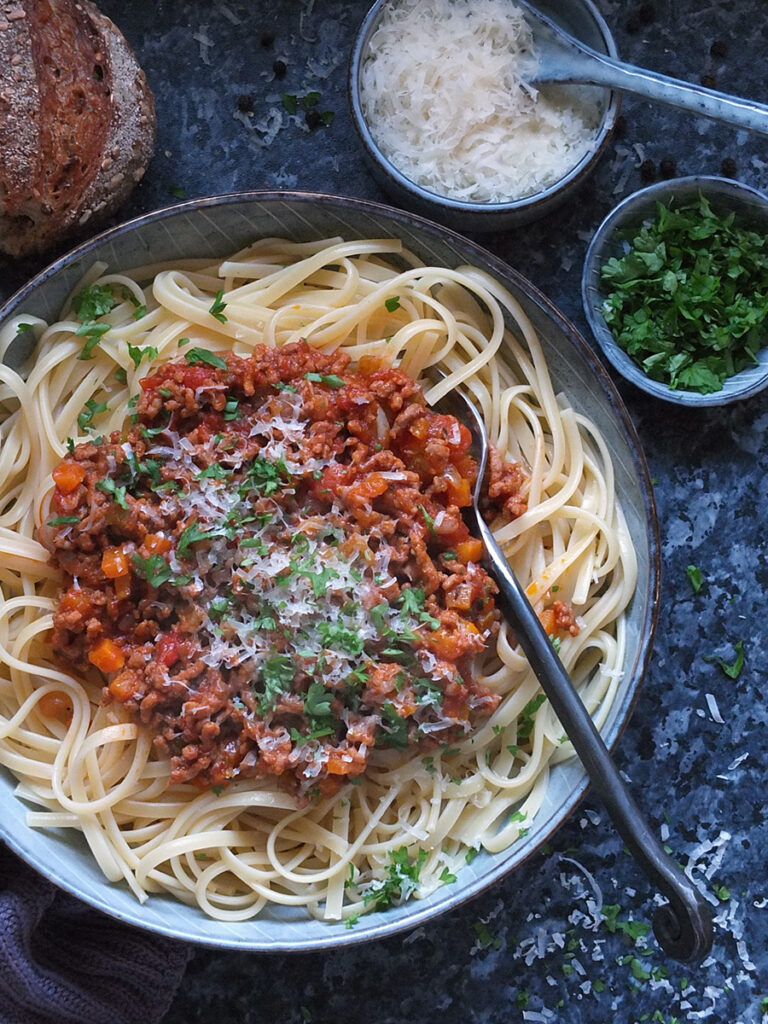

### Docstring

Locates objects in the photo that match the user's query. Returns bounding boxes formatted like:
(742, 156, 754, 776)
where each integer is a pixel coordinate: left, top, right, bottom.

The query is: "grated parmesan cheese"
(359, 0, 604, 203)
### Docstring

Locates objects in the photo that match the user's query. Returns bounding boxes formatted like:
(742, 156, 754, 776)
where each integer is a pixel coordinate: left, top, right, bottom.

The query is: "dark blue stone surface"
(3, 1, 767, 1021)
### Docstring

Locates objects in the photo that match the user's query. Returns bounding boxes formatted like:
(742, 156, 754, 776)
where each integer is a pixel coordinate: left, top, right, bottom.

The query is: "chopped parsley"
(185, 348, 227, 369)
(131, 552, 173, 588)
(72, 284, 117, 322)
(209, 290, 228, 324)
(600, 193, 768, 393)
(75, 321, 111, 360)
(517, 693, 547, 740)
(127, 343, 159, 369)
(385, 296, 401, 312)
(47, 515, 79, 526)
(418, 504, 436, 535)
(358, 846, 428, 909)
(223, 397, 240, 421)
(95, 477, 129, 510)
(686, 564, 704, 592)
(304, 371, 345, 389)
(704, 640, 744, 679)
(257, 654, 295, 712)
(379, 701, 409, 749)
(78, 398, 108, 430)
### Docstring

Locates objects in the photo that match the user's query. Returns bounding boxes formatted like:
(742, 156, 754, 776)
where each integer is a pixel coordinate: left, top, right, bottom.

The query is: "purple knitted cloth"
(0, 843, 192, 1024)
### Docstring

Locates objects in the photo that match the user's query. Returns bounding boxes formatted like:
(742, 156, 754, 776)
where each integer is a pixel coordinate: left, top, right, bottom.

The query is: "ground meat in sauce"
(43, 342, 572, 798)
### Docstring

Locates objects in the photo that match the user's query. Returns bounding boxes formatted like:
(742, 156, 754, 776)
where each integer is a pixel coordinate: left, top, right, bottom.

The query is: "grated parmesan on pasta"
(360, 0, 604, 203)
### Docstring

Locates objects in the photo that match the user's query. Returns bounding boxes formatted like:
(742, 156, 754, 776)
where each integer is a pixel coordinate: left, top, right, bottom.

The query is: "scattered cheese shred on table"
(360, 0, 604, 203)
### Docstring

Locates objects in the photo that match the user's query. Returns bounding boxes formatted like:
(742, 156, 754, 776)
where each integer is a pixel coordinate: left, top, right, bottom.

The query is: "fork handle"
(477, 514, 713, 962)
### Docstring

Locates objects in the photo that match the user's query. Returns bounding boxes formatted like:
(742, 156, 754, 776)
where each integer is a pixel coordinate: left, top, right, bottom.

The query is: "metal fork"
(434, 384, 713, 963)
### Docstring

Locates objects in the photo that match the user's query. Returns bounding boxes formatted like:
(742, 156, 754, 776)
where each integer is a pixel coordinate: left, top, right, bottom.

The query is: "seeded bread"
(0, 0, 156, 258)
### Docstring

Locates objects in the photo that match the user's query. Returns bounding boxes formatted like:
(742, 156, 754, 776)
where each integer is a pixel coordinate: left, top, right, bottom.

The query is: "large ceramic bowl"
(0, 192, 659, 951)
(348, 0, 621, 232)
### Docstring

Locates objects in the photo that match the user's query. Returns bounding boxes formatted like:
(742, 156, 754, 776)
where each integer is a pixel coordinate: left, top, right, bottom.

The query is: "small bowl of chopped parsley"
(582, 175, 768, 405)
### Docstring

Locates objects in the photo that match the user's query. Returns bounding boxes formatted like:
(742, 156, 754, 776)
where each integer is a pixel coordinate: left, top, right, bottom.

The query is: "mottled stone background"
(2, 1, 766, 1021)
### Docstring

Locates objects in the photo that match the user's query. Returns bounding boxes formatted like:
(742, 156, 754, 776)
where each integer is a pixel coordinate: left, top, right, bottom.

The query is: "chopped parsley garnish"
(127, 343, 158, 369)
(176, 520, 221, 559)
(131, 552, 173, 588)
(75, 321, 111, 360)
(304, 681, 334, 723)
(304, 372, 345, 389)
(78, 398, 108, 430)
(601, 904, 651, 941)
(600, 193, 768, 393)
(686, 564, 704, 592)
(196, 463, 228, 481)
(290, 725, 335, 747)
(185, 348, 227, 369)
(704, 640, 744, 679)
(517, 693, 547, 740)
(385, 296, 401, 312)
(238, 456, 290, 497)
(257, 654, 295, 712)
(209, 290, 228, 324)
(47, 515, 79, 526)
(96, 479, 131, 512)
(317, 621, 365, 657)
(358, 846, 428, 909)
(379, 701, 409, 749)
(72, 284, 117, 322)
(418, 504, 436, 535)
(223, 397, 239, 421)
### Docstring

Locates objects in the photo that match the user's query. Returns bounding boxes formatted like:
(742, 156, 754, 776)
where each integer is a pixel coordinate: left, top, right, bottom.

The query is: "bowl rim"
(348, 0, 621, 215)
(0, 189, 661, 951)
(581, 174, 768, 407)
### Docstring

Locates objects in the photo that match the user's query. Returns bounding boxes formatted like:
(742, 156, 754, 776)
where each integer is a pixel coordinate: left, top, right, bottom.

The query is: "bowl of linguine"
(0, 192, 658, 950)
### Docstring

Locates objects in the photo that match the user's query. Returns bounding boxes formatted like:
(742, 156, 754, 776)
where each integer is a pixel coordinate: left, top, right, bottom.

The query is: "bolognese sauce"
(45, 342, 530, 796)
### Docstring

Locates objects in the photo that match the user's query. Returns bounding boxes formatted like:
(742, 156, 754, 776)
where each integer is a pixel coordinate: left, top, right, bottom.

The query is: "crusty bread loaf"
(0, 0, 156, 258)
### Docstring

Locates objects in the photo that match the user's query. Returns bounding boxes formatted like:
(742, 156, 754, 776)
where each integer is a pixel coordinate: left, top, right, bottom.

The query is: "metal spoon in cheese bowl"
(431, 379, 713, 963)
(517, 0, 768, 135)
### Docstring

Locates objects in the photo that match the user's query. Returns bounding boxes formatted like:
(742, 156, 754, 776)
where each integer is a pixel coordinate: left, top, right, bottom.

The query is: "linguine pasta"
(0, 237, 636, 922)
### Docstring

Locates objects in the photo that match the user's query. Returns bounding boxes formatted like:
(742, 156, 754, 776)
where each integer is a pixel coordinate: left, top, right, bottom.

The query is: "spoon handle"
(475, 512, 713, 962)
(572, 50, 768, 136)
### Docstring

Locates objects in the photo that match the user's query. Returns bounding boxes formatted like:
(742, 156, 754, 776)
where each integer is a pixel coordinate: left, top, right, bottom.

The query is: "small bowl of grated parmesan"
(349, 0, 620, 231)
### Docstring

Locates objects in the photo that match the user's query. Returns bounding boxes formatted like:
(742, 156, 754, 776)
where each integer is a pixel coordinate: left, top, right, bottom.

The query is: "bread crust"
(0, 0, 156, 258)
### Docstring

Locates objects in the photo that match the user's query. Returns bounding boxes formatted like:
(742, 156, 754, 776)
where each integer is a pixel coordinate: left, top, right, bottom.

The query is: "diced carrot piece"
(108, 669, 140, 702)
(456, 538, 484, 564)
(325, 749, 362, 776)
(349, 472, 389, 502)
(114, 574, 132, 600)
(539, 607, 556, 636)
(101, 546, 130, 578)
(409, 416, 429, 441)
(144, 533, 172, 554)
(88, 637, 125, 673)
(52, 462, 86, 493)
(443, 467, 472, 507)
(38, 690, 73, 722)
(59, 589, 94, 617)
(357, 355, 383, 376)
